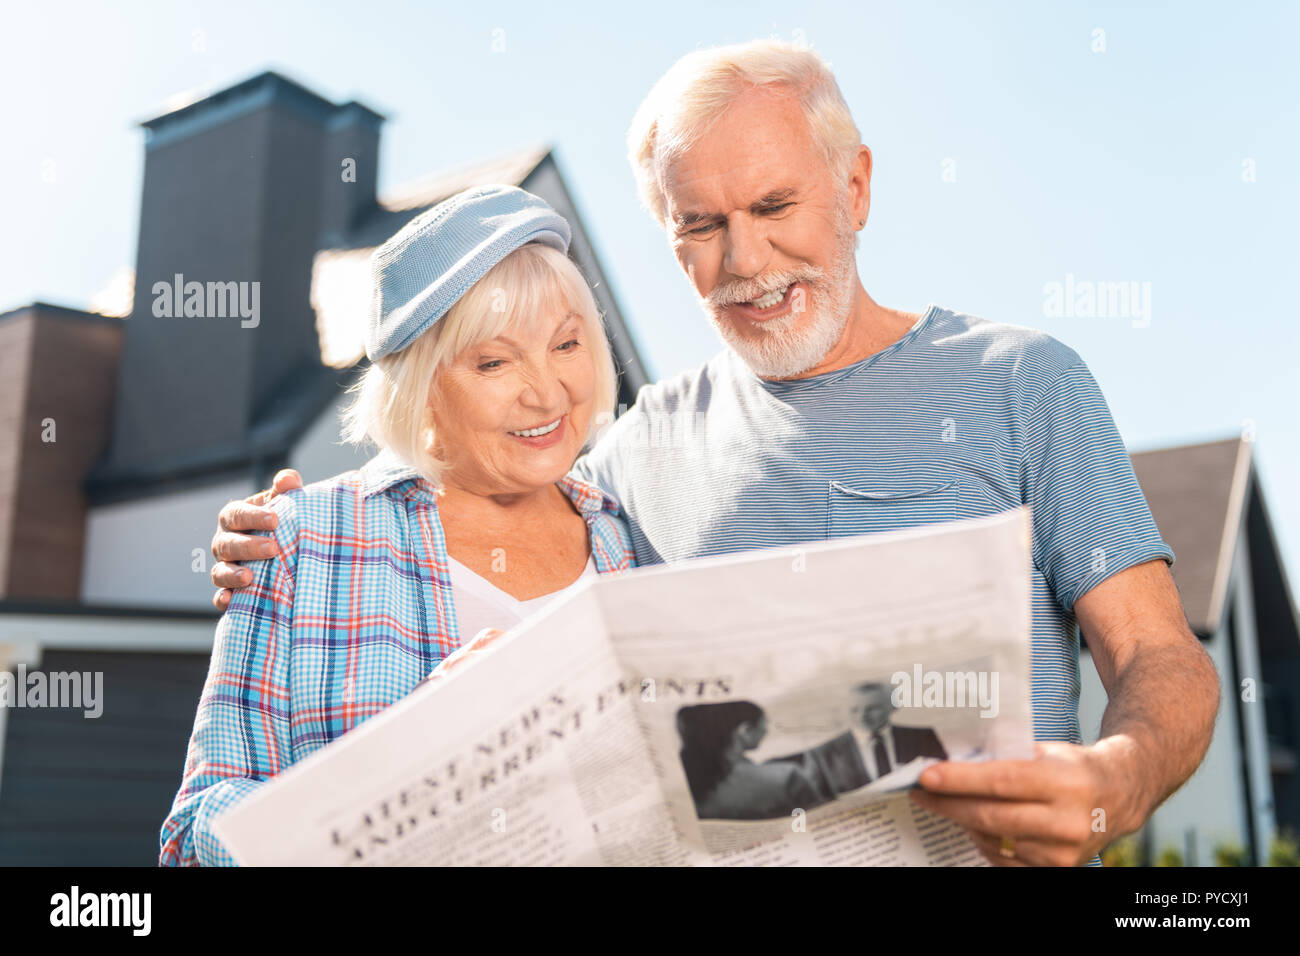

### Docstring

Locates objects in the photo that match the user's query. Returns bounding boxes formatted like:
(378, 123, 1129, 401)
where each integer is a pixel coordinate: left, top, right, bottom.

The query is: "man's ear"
(849, 144, 873, 228)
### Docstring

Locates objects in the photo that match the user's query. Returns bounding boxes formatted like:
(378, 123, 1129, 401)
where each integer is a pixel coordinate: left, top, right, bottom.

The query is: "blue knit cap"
(366, 184, 572, 361)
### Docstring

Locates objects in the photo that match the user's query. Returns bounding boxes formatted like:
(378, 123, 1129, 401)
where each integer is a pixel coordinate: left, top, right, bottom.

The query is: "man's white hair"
(627, 39, 861, 224)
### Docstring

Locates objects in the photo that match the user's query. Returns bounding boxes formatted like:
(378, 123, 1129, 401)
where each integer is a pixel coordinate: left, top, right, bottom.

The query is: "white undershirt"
(448, 553, 597, 645)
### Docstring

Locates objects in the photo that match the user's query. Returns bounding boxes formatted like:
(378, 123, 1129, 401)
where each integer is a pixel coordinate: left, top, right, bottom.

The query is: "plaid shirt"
(159, 449, 635, 866)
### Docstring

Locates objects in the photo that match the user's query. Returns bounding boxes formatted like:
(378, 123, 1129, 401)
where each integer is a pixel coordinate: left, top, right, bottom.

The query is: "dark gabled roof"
(1245, 468, 1300, 658)
(1132, 436, 1299, 648)
(1131, 437, 1246, 635)
(85, 364, 362, 505)
(139, 70, 384, 150)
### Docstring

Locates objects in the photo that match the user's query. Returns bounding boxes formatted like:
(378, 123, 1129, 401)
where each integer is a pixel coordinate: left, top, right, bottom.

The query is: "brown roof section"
(1130, 436, 1250, 635)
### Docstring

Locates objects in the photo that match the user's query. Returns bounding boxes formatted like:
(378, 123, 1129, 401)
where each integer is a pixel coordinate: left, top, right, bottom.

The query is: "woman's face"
(431, 308, 596, 497)
(736, 716, 767, 751)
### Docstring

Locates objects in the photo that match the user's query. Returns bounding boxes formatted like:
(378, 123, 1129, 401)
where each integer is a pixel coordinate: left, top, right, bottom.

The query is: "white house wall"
(287, 388, 375, 484)
(79, 386, 379, 612)
(81, 477, 255, 610)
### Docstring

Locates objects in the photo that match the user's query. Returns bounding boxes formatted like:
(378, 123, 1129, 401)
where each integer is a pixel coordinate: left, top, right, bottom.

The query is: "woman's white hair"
(628, 39, 862, 224)
(341, 242, 617, 488)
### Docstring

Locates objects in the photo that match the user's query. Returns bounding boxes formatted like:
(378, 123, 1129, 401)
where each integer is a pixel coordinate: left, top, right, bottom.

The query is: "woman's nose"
(519, 363, 564, 409)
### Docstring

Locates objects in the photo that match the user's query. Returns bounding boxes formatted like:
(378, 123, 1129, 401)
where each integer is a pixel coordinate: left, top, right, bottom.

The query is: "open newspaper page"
(215, 508, 1033, 866)
(214, 586, 685, 865)
(599, 508, 1034, 866)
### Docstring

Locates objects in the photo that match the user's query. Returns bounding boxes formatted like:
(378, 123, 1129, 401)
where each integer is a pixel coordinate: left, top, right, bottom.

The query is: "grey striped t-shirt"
(574, 304, 1174, 745)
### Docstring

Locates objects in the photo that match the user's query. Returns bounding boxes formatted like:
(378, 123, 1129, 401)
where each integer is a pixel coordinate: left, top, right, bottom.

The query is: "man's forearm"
(1091, 639, 1220, 836)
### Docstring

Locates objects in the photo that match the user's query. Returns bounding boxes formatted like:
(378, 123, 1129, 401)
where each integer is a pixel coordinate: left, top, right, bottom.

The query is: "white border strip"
(0, 614, 215, 653)
(1207, 439, 1254, 634)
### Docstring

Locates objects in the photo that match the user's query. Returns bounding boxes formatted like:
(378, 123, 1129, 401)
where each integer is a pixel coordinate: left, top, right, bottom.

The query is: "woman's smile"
(506, 413, 567, 448)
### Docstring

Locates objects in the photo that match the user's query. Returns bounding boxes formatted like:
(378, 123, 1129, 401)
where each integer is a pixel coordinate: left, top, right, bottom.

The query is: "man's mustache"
(706, 265, 826, 308)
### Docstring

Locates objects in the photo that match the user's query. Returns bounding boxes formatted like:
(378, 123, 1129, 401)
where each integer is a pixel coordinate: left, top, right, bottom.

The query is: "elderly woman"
(159, 185, 635, 866)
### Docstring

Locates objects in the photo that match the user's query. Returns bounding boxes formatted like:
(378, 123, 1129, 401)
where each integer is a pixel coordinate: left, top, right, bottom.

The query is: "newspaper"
(214, 507, 1034, 866)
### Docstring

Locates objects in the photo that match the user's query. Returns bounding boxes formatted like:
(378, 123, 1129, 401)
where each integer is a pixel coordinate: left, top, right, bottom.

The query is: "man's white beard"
(704, 214, 858, 380)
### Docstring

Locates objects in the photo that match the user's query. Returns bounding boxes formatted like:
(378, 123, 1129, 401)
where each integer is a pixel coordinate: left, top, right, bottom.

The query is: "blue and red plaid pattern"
(159, 449, 635, 866)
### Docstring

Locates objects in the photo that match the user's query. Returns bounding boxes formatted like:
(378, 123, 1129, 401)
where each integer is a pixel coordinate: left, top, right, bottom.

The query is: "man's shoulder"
(579, 352, 731, 473)
(926, 306, 1084, 381)
(625, 349, 735, 417)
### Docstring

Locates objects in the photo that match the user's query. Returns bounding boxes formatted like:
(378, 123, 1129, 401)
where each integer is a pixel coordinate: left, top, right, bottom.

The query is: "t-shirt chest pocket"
(826, 475, 961, 539)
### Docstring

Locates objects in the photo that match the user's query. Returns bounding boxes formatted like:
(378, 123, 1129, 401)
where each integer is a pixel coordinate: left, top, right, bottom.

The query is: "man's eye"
(688, 222, 720, 236)
(761, 203, 793, 215)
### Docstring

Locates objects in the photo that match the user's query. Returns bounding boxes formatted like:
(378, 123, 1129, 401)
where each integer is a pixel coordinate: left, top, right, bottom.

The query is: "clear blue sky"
(4, 1, 1298, 587)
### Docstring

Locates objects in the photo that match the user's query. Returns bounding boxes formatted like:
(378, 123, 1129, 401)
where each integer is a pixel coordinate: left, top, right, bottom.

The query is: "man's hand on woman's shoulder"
(210, 468, 304, 610)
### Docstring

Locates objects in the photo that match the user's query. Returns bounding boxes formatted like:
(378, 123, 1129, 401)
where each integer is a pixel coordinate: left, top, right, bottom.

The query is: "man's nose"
(722, 215, 770, 279)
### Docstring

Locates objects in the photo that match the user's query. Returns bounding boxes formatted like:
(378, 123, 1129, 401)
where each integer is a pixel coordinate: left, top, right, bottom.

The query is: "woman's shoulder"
(261, 457, 420, 544)
(557, 470, 622, 516)
(557, 471, 636, 571)
(278, 452, 429, 516)
(262, 471, 354, 524)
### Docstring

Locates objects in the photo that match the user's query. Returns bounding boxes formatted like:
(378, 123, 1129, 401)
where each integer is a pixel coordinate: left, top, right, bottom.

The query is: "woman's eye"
(557, 338, 580, 351)
(478, 359, 504, 371)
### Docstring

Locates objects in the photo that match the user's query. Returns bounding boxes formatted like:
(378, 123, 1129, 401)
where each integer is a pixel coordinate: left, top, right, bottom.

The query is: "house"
(0, 71, 648, 865)
(1079, 435, 1300, 865)
(0, 72, 1294, 868)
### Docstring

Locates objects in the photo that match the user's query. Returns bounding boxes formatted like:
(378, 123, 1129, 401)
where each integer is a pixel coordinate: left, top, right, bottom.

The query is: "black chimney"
(319, 101, 383, 244)
(91, 72, 384, 495)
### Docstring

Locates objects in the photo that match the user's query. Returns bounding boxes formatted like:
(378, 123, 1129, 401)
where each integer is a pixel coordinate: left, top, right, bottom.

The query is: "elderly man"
(210, 39, 1218, 866)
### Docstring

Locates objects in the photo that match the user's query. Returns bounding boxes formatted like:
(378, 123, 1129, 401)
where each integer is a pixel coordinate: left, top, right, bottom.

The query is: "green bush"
(1212, 841, 1249, 866)
(1155, 845, 1184, 867)
(1269, 829, 1300, 866)
(1100, 836, 1141, 867)
(1097, 829, 1299, 866)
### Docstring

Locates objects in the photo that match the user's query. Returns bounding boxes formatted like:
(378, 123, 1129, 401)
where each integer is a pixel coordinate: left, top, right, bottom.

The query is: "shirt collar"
(854, 724, 892, 742)
(556, 471, 624, 522)
(357, 448, 427, 499)
(357, 449, 623, 521)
